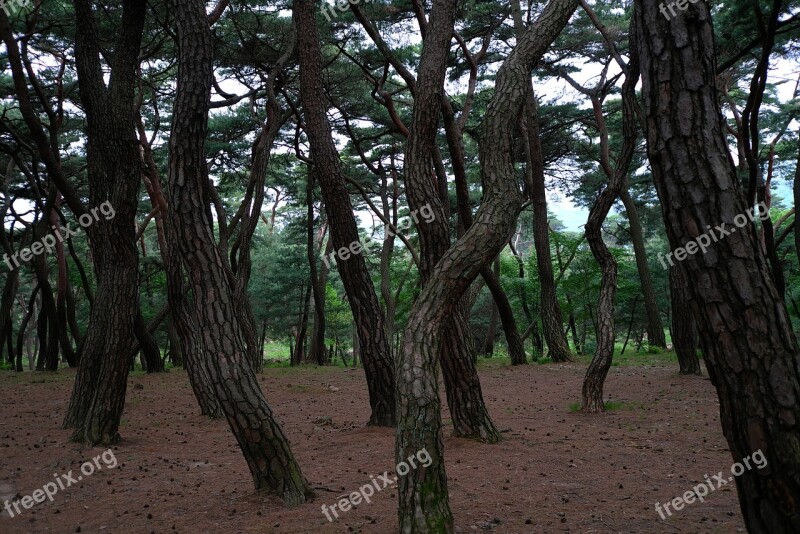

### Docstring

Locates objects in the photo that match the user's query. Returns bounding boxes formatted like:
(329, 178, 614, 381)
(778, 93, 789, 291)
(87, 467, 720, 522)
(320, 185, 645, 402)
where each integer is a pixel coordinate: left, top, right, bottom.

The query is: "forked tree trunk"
(669, 263, 700, 375)
(619, 186, 666, 348)
(294, 0, 395, 426)
(581, 23, 640, 413)
(167, 0, 312, 503)
(635, 0, 800, 530)
(57, 0, 146, 445)
(400, 0, 503, 443)
(396, 1, 578, 530)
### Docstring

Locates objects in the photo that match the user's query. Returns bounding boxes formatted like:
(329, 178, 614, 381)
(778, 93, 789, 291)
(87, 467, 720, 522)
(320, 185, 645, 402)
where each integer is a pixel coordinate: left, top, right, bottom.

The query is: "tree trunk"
(669, 263, 700, 375)
(396, 1, 578, 530)
(512, 0, 571, 364)
(295, 0, 395, 426)
(635, 0, 800, 530)
(306, 175, 327, 366)
(619, 185, 666, 347)
(167, 0, 312, 503)
(581, 24, 640, 413)
(481, 258, 500, 356)
(134, 309, 163, 373)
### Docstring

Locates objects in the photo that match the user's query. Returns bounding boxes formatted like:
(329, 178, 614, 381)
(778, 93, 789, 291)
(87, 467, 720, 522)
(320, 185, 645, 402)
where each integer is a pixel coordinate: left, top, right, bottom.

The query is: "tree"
(294, 0, 396, 426)
(166, 0, 312, 503)
(669, 262, 701, 375)
(395, 0, 578, 530)
(635, 0, 800, 529)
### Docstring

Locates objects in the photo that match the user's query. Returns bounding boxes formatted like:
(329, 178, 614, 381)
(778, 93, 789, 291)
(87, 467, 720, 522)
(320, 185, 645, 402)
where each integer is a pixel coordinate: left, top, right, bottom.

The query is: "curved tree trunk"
(580, 27, 640, 413)
(669, 263, 700, 375)
(295, 0, 395, 426)
(635, 0, 800, 530)
(396, 0, 578, 530)
(619, 185, 666, 348)
(167, 0, 312, 503)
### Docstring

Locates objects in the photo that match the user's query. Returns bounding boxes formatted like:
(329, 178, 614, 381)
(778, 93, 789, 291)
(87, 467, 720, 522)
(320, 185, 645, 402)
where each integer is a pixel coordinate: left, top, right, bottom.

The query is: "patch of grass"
(569, 400, 645, 412)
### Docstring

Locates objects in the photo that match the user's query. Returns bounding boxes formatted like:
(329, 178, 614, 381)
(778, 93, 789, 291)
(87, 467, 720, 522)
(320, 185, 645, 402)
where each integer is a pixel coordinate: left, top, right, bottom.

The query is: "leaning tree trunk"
(669, 263, 700, 375)
(619, 185, 667, 348)
(134, 309, 164, 373)
(396, 1, 578, 531)
(635, 0, 800, 530)
(400, 0, 503, 443)
(138, 117, 220, 416)
(294, 0, 395, 426)
(167, 0, 312, 503)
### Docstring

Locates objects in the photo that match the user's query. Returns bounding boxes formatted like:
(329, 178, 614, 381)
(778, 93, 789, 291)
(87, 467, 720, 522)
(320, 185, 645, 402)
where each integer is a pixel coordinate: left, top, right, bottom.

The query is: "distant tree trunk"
(295, 0, 395, 426)
(635, 0, 800, 530)
(396, 0, 578, 530)
(167, 0, 312, 503)
(581, 29, 639, 413)
(306, 175, 327, 366)
(512, 0, 571, 364)
(32, 233, 60, 372)
(134, 310, 163, 373)
(0, 266, 18, 366)
(669, 263, 700, 375)
(619, 185, 666, 347)
(481, 258, 500, 356)
(16, 286, 38, 372)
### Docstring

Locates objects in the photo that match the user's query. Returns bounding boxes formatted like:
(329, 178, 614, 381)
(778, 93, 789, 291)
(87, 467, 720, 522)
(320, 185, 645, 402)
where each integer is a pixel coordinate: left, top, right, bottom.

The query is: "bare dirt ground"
(0, 355, 745, 533)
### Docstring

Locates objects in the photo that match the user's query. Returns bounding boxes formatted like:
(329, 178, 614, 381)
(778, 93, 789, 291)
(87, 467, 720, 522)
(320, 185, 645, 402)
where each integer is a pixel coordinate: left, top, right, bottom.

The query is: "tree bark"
(60, 0, 145, 445)
(635, 0, 800, 530)
(669, 263, 700, 375)
(294, 0, 395, 426)
(396, 1, 578, 530)
(167, 0, 312, 503)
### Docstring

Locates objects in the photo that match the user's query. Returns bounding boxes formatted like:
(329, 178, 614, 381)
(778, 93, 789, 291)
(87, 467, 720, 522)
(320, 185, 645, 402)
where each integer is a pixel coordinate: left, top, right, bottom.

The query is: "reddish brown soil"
(0, 358, 745, 533)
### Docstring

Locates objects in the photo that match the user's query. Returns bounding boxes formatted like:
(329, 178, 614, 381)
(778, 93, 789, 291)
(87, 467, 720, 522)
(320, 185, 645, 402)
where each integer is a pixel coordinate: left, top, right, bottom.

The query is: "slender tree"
(166, 0, 312, 503)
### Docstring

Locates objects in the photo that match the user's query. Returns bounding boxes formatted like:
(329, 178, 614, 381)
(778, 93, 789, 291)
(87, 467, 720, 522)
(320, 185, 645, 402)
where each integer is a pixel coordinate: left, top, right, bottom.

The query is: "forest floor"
(0, 352, 745, 534)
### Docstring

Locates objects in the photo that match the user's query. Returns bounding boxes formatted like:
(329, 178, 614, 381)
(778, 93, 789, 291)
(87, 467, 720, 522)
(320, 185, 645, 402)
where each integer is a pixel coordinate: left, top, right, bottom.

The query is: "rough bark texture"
(57, 0, 145, 445)
(635, 0, 800, 530)
(396, 1, 578, 531)
(294, 0, 395, 426)
(401, 0, 502, 444)
(669, 262, 701, 375)
(619, 186, 667, 348)
(167, 0, 312, 503)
